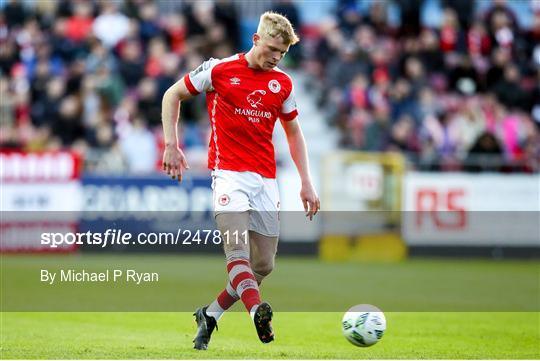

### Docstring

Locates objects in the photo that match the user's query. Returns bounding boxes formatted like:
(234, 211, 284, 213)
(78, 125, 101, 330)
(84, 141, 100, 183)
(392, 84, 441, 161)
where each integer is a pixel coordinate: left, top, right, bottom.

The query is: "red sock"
(227, 259, 261, 313)
(216, 282, 239, 310)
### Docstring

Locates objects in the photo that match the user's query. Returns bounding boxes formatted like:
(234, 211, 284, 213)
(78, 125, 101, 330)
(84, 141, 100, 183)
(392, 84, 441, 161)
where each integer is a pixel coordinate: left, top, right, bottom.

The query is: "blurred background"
(1, 0, 539, 259)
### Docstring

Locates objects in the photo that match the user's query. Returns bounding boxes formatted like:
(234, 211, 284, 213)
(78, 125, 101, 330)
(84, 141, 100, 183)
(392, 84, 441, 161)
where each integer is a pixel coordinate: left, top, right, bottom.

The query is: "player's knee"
(252, 260, 274, 277)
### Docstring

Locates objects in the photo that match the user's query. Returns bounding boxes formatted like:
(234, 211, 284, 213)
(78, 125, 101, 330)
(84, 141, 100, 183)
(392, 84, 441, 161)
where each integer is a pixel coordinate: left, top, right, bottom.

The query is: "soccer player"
(161, 11, 320, 349)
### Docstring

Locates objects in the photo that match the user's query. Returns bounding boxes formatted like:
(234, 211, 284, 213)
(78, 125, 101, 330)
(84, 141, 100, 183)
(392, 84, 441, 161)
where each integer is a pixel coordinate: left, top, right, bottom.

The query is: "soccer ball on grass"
(342, 304, 386, 347)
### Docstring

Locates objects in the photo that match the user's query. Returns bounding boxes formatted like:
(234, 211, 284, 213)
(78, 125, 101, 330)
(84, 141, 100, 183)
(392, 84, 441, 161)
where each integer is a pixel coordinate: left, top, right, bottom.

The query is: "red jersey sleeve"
(183, 58, 220, 95)
(279, 86, 298, 121)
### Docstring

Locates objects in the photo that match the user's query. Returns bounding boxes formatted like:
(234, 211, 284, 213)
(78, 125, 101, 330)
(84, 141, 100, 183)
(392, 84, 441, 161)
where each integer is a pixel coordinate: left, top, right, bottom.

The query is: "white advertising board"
(1, 182, 82, 214)
(1, 151, 82, 252)
(403, 172, 540, 246)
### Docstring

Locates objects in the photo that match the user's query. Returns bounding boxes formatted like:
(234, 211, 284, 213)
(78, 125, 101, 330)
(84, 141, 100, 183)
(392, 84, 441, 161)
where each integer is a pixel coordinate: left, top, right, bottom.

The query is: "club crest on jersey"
(268, 79, 281, 93)
(230, 77, 240, 85)
(218, 194, 230, 206)
(246, 90, 266, 108)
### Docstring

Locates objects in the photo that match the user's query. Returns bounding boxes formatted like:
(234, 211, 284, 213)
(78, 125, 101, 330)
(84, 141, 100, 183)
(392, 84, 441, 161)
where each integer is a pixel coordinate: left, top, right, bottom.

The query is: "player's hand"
(162, 144, 190, 182)
(300, 182, 320, 221)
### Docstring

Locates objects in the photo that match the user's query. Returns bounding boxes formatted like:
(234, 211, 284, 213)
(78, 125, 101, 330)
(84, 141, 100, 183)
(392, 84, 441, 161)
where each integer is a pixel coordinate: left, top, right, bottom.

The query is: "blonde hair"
(257, 11, 300, 45)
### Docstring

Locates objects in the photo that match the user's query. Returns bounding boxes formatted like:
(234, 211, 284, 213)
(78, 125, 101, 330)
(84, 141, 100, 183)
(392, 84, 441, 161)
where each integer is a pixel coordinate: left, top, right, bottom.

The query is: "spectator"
(0, 75, 14, 128)
(448, 55, 481, 95)
(398, 0, 422, 36)
(422, 112, 459, 162)
(0, 39, 19, 75)
(156, 53, 180, 97)
(30, 76, 64, 128)
(92, 2, 130, 48)
(363, 105, 391, 151)
(442, 0, 474, 29)
(403, 56, 427, 95)
(346, 74, 369, 110)
(3, 0, 28, 30)
(485, 0, 519, 35)
(485, 47, 512, 89)
(52, 94, 85, 146)
(49, 18, 80, 64)
(183, 1, 221, 58)
(388, 114, 421, 153)
(94, 64, 125, 108)
(119, 117, 158, 173)
(488, 8, 518, 51)
(451, 99, 487, 158)
(86, 39, 117, 74)
(364, 1, 393, 36)
(531, 71, 540, 127)
(163, 13, 187, 55)
(418, 28, 445, 74)
(138, 1, 162, 46)
(439, 7, 466, 54)
(336, 0, 362, 36)
(30, 59, 51, 105)
(65, 2, 94, 43)
(312, 18, 344, 68)
(389, 78, 417, 122)
(215, 0, 241, 51)
(493, 64, 527, 109)
(145, 37, 168, 77)
(137, 77, 161, 127)
(467, 20, 492, 58)
(465, 132, 504, 172)
(118, 39, 145, 89)
(525, 12, 540, 62)
(326, 42, 368, 91)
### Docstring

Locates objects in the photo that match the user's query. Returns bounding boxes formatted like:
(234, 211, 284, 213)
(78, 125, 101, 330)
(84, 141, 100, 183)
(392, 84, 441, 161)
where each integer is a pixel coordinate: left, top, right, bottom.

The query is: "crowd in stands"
(0, 0, 538, 173)
(1, 0, 242, 173)
(307, 0, 539, 172)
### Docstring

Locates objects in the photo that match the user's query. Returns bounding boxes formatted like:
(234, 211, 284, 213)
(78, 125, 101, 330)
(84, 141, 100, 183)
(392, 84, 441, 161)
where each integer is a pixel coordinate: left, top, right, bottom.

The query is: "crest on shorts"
(218, 194, 230, 206)
(268, 79, 281, 93)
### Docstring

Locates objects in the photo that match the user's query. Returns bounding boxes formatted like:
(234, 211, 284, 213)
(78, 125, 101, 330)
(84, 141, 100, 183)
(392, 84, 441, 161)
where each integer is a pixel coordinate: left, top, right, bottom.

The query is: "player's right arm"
(162, 58, 219, 181)
(161, 77, 194, 182)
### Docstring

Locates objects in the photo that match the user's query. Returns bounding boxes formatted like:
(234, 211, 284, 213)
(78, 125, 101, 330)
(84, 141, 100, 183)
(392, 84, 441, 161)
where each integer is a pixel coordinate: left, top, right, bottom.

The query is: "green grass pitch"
(1, 255, 539, 359)
(2, 311, 539, 359)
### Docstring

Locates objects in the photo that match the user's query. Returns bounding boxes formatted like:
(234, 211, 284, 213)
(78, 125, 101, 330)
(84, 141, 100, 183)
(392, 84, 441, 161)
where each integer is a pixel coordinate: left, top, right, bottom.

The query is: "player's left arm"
(280, 117, 321, 220)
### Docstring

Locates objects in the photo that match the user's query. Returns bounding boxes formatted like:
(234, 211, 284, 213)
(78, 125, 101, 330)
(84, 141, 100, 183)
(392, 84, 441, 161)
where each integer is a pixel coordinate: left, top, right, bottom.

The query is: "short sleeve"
(280, 87, 298, 121)
(183, 58, 220, 95)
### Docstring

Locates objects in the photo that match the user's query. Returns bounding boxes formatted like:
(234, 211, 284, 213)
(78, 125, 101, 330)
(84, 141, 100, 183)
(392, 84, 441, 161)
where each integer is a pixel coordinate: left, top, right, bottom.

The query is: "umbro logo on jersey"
(230, 77, 241, 85)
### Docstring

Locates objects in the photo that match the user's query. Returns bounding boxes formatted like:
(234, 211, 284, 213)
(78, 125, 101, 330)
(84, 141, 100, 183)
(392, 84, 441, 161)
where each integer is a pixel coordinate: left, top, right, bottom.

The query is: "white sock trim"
(249, 304, 259, 320)
(206, 300, 225, 322)
(228, 264, 252, 282)
(226, 282, 239, 298)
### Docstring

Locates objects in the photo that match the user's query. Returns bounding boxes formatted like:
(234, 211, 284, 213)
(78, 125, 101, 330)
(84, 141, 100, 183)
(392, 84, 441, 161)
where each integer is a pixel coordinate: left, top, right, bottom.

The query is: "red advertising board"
(1, 151, 83, 253)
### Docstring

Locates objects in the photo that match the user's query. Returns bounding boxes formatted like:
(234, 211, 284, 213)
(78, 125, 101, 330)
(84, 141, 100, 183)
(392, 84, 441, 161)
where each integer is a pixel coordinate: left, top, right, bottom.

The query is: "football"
(342, 304, 386, 347)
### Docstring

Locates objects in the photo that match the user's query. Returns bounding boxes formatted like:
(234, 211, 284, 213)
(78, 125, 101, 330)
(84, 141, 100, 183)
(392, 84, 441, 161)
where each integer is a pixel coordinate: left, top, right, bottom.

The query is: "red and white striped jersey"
(183, 53, 298, 179)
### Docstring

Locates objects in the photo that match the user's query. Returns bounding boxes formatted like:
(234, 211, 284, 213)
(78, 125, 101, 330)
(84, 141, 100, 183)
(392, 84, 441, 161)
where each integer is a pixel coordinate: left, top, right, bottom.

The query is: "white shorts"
(211, 169, 280, 237)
